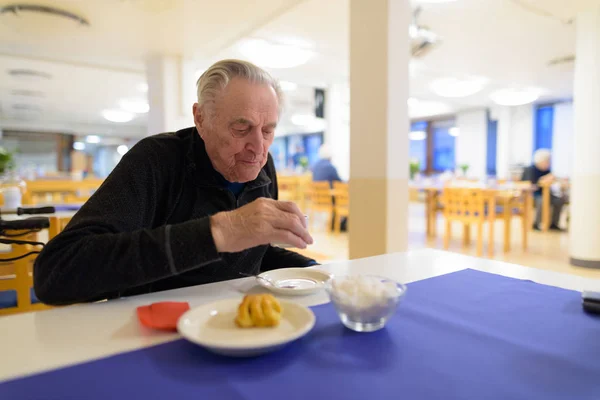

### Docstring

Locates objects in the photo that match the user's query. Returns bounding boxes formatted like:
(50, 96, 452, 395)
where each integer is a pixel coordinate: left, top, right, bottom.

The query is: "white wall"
(456, 109, 487, 179)
(493, 105, 534, 178)
(325, 83, 350, 181)
(552, 102, 574, 178)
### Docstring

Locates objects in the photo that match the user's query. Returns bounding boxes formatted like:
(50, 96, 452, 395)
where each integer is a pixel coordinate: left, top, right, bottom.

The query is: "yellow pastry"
(235, 294, 283, 328)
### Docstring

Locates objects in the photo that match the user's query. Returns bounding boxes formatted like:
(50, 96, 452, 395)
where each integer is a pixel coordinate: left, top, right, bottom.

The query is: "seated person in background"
(522, 148, 565, 231)
(34, 59, 315, 306)
(312, 145, 347, 231)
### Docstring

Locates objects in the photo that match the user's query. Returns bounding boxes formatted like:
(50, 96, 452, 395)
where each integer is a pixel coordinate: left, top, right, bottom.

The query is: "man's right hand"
(209, 198, 313, 253)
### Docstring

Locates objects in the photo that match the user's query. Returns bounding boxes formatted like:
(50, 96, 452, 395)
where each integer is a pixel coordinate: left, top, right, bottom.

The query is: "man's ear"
(192, 103, 203, 134)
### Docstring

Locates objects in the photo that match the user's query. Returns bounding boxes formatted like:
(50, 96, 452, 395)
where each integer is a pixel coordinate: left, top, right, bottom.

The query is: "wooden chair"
(22, 179, 103, 205)
(0, 231, 51, 316)
(277, 175, 300, 202)
(495, 183, 532, 252)
(308, 182, 334, 231)
(441, 187, 491, 257)
(332, 182, 349, 234)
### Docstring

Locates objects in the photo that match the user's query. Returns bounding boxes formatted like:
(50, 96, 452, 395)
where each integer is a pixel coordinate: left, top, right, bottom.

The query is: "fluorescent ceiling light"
(102, 109, 134, 123)
(117, 145, 129, 156)
(119, 98, 149, 114)
(73, 141, 85, 151)
(430, 77, 486, 98)
(239, 39, 314, 69)
(137, 83, 149, 93)
(410, 131, 427, 141)
(279, 81, 298, 91)
(489, 88, 539, 106)
(86, 135, 101, 144)
(449, 127, 460, 137)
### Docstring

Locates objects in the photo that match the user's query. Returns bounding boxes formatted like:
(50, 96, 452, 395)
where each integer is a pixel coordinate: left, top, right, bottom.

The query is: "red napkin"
(136, 302, 190, 331)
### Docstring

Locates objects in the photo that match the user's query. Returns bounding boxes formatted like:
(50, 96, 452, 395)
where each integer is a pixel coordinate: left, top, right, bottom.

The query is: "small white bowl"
(326, 275, 407, 332)
(257, 268, 331, 296)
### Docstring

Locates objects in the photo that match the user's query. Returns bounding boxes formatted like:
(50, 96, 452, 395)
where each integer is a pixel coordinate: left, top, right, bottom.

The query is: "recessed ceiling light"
(489, 89, 539, 106)
(449, 127, 460, 137)
(239, 39, 314, 69)
(118, 98, 149, 114)
(430, 77, 486, 98)
(137, 83, 149, 93)
(279, 81, 298, 91)
(102, 109, 134, 123)
(86, 135, 101, 144)
(73, 141, 85, 151)
(410, 131, 427, 141)
(117, 145, 129, 155)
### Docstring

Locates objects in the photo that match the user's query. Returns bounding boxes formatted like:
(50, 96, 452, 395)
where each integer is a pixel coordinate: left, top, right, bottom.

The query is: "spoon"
(238, 272, 299, 289)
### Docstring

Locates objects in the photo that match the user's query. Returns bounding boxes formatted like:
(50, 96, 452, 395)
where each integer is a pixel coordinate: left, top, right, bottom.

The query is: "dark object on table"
(582, 291, 600, 315)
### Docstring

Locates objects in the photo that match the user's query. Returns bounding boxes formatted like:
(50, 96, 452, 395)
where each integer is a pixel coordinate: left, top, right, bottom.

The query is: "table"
(1, 248, 599, 383)
(410, 182, 534, 253)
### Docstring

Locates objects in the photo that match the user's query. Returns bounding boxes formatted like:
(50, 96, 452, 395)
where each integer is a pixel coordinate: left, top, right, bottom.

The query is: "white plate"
(257, 268, 331, 296)
(177, 298, 315, 357)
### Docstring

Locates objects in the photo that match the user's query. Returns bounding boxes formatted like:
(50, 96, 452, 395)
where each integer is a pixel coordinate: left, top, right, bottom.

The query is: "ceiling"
(0, 0, 598, 137)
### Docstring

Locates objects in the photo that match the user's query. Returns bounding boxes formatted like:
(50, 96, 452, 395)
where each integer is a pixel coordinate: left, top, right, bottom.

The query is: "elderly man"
(34, 60, 315, 305)
(522, 148, 565, 231)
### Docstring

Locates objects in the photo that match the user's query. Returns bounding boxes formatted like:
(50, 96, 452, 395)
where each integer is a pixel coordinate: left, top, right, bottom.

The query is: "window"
(409, 121, 427, 171)
(534, 105, 554, 151)
(432, 125, 455, 172)
(486, 116, 498, 176)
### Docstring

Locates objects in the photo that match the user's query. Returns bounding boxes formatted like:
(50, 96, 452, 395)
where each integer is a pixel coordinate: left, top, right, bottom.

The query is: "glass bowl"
(325, 275, 407, 332)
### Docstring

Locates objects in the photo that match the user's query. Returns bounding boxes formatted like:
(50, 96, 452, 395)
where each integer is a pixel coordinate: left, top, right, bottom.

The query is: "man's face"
(537, 159, 551, 171)
(193, 77, 279, 183)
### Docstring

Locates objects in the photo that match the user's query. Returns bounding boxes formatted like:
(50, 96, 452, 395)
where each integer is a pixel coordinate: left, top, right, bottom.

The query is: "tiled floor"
(297, 202, 600, 280)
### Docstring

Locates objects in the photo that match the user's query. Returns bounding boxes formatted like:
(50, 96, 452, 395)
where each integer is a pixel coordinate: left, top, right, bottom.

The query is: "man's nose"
(245, 127, 264, 154)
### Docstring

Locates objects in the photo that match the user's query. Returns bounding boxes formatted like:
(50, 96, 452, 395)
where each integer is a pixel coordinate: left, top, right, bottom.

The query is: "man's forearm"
(34, 217, 220, 305)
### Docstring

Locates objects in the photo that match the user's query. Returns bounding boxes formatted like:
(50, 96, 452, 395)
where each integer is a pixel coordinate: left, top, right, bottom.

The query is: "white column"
(325, 82, 350, 181)
(146, 55, 193, 135)
(455, 109, 487, 179)
(494, 106, 511, 179)
(551, 102, 575, 178)
(570, 7, 600, 268)
(349, 0, 410, 259)
(494, 105, 534, 179)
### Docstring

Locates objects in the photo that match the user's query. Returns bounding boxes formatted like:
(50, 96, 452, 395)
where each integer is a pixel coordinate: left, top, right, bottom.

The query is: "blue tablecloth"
(2, 269, 600, 400)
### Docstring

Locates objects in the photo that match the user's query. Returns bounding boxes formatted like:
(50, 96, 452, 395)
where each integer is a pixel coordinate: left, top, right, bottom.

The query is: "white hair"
(319, 144, 332, 160)
(533, 148, 551, 165)
(196, 59, 283, 113)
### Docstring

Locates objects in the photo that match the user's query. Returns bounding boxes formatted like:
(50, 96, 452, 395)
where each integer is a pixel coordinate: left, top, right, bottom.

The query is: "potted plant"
(459, 163, 469, 177)
(409, 159, 420, 180)
(0, 147, 14, 174)
(0, 147, 25, 208)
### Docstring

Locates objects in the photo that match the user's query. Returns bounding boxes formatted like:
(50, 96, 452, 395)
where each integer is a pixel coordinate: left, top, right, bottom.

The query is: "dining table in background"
(410, 181, 534, 253)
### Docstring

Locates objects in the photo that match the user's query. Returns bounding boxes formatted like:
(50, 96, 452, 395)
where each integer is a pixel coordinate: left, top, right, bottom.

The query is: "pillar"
(349, 0, 410, 259)
(325, 82, 350, 181)
(570, 7, 600, 268)
(494, 105, 534, 179)
(455, 109, 487, 179)
(146, 55, 194, 135)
